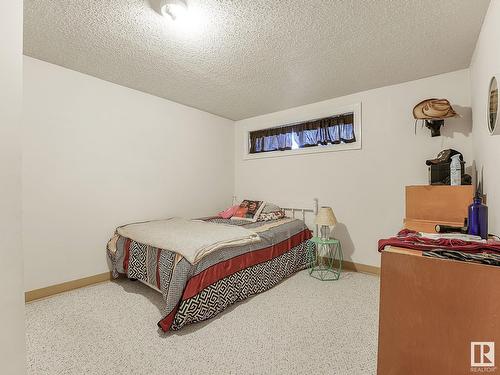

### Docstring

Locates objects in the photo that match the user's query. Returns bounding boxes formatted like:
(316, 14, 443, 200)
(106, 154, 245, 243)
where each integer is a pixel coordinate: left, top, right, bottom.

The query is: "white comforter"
(115, 218, 260, 264)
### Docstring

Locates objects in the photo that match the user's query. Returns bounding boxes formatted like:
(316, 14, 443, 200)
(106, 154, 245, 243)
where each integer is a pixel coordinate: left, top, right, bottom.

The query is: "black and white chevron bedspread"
(107, 217, 312, 332)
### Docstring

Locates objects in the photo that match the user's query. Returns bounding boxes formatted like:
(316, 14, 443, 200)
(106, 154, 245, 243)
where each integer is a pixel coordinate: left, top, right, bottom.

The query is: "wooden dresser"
(404, 185, 474, 233)
(378, 185, 499, 374)
(377, 247, 500, 374)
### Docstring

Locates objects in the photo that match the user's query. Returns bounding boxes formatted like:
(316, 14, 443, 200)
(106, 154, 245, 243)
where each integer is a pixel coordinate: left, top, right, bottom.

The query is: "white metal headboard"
(232, 196, 319, 236)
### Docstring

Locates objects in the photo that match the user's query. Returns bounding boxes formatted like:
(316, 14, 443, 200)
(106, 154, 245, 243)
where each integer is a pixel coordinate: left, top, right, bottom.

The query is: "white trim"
(242, 102, 362, 160)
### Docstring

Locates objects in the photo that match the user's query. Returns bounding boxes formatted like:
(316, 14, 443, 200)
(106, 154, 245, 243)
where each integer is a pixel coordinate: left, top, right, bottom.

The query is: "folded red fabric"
(378, 229, 500, 254)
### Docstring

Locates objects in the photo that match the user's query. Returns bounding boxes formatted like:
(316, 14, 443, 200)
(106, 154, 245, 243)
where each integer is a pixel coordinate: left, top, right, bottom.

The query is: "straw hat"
(413, 98, 459, 120)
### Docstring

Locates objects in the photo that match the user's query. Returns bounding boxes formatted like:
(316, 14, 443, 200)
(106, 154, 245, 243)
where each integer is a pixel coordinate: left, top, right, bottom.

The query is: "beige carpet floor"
(26, 270, 379, 375)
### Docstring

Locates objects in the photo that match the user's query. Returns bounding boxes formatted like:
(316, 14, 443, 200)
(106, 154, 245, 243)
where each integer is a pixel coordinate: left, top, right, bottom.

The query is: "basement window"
(243, 103, 361, 159)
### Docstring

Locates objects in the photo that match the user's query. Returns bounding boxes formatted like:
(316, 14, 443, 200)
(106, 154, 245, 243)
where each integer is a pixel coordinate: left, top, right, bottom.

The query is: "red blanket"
(378, 229, 500, 254)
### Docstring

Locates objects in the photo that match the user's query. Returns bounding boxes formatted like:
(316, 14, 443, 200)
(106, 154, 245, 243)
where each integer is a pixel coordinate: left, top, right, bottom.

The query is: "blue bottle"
(468, 194, 488, 239)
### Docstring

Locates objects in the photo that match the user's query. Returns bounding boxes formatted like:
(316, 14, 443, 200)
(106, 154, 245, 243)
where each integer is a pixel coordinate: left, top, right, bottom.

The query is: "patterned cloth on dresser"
(423, 250, 500, 267)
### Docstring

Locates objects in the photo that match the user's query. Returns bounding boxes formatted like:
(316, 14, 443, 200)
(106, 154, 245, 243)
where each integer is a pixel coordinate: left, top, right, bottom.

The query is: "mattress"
(107, 217, 311, 331)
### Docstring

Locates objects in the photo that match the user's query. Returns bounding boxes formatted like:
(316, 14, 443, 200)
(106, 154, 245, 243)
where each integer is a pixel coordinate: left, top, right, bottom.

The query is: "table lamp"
(315, 206, 337, 240)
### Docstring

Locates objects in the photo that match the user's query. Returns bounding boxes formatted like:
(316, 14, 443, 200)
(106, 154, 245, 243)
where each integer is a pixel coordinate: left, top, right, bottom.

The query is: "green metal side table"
(306, 236, 343, 281)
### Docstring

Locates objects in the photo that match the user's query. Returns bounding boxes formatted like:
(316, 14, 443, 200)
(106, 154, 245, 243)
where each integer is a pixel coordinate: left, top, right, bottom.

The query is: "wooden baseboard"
(25, 272, 112, 303)
(24, 259, 379, 303)
(343, 260, 380, 275)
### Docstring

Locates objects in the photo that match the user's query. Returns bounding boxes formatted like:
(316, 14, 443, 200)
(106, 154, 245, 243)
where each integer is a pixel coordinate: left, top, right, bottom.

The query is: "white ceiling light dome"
(160, 0, 188, 20)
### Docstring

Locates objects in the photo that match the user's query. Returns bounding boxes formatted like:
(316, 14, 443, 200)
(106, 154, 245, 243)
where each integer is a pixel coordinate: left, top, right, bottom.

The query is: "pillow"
(262, 202, 283, 213)
(231, 200, 266, 222)
(218, 205, 239, 219)
(257, 209, 286, 222)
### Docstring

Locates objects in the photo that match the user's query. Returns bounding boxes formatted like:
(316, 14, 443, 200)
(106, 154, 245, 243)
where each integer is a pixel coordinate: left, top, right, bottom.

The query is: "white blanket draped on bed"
(115, 218, 261, 264)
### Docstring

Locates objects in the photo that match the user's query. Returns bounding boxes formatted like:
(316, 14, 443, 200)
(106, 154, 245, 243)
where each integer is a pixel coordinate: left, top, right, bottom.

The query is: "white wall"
(23, 30, 483, 290)
(0, 2, 26, 374)
(471, 0, 500, 237)
(23, 57, 234, 291)
(235, 70, 473, 267)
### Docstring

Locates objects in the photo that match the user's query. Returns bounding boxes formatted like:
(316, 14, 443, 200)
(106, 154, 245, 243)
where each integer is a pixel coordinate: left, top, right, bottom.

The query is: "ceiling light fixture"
(160, 0, 188, 21)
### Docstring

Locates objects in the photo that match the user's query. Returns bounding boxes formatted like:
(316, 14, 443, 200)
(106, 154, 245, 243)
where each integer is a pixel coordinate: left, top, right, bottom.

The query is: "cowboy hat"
(413, 98, 459, 120)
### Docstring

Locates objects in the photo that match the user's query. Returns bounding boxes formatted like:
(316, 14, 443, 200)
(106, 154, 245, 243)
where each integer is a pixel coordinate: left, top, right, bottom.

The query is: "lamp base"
(320, 225, 330, 240)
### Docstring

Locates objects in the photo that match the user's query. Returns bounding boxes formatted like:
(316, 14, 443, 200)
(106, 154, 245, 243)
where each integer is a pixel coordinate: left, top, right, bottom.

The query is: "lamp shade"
(315, 206, 337, 227)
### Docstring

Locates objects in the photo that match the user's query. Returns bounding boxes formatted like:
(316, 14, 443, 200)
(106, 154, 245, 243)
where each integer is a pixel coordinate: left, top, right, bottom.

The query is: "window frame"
(242, 102, 362, 160)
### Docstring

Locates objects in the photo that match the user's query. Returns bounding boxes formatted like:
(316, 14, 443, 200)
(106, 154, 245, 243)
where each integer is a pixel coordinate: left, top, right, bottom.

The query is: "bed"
(107, 202, 315, 332)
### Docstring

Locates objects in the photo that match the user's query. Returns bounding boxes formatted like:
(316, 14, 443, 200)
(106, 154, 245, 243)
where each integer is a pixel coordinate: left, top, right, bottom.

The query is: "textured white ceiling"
(24, 0, 490, 120)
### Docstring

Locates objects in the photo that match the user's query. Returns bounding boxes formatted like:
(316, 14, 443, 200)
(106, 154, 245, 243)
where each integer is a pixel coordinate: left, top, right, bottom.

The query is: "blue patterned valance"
(249, 112, 355, 154)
